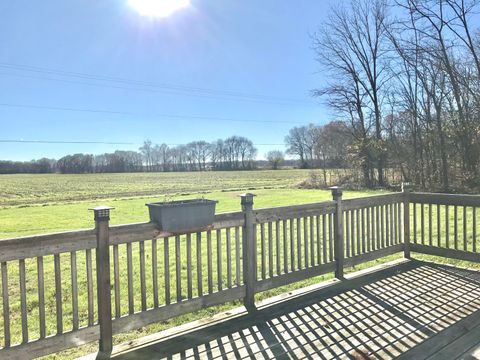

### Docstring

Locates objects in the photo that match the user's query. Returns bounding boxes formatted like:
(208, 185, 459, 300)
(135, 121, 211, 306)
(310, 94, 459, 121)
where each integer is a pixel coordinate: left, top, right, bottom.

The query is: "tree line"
(0, 136, 259, 174)
(138, 136, 257, 172)
(311, 0, 480, 191)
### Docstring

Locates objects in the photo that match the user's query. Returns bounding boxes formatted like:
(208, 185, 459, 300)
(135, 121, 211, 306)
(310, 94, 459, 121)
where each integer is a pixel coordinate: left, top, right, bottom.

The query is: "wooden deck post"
(330, 187, 344, 279)
(402, 183, 412, 259)
(91, 206, 114, 359)
(241, 193, 256, 312)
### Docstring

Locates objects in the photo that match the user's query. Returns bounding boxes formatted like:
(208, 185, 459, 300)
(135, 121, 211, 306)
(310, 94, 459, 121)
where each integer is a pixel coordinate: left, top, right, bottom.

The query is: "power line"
(0, 102, 303, 124)
(0, 139, 285, 146)
(0, 62, 314, 105)
(0, 140, 135, 145)
(0, 71, 307, 106)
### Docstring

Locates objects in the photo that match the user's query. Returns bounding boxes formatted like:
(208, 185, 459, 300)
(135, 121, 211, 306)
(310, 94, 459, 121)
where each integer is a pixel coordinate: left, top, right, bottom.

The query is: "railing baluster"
(329, 213, 334, 262)
(1, 262, 9, 347)
(260, 223, 266, 279)
(345, 211, 350, 257)
(268, 222, 273, 278)
(71, 251, 79, 330)
(283, 220, 288, 273)
(113, 245, 121, 317)
(474, 207, 477, 252)
(289, 218, 294, 271)
(390, 203, 394, 246)
(316, 215, 321, 265)
(37, 257, 45, 339)
(351, 210, 355, 255)
(390, 204, 394, 245)
(393, 203, 396, 245)
(437, 204, 441, 247)
(186, 234, 193, 299)
(139, 240, 147, 310)
(381, 205, 385, 248)
(397, 202, 401, 245)
(152, 238, 159, 308)
(420, 204, 425, 245)
(216, 229, 222, 291)
(356, 209, 361, 254)
(446, 205, 450, 249)
(86, 249, 94, 326)
(376, 206, 381, 249)
(226, 228, 232, 288)
(164, 237, 171, 305)
(127, 242, 134, 313)
(463, 206, 468, 251)
(297, 218, 302, 270)
(304, 217, 309, 268)
(366, 207, 371, 252)
(385, 205, 390, 247)
(402, 184, 411, 258)
(454, 206, 458, 250)
(235, 227, 241, 286)
(322, 214, 327, 263)
(428, 204, 432, 246)
(197, 232, 203, 296)
(175, 235, 182, 302)
(276, 220, 281, 275)
(308, 216, 315, 266)
(361, 208, 365, 253)
(207, 230, 213, 294)
(413, 203, 417, 244)
(54, 254, 63, 334)
(19, 259, 28, 343)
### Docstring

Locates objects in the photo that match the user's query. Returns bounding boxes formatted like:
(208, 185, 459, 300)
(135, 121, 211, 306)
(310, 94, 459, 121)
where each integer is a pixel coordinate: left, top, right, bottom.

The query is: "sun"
(128, 0, 190, 18)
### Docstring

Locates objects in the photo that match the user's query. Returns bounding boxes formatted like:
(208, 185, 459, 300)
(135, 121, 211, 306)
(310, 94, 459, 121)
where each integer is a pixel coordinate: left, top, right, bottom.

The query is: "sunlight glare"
(128, 0, 190, 18)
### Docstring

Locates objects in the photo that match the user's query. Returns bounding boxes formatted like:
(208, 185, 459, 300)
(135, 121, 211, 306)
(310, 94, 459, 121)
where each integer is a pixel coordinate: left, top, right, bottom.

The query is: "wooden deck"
(95, 259, 480, 360)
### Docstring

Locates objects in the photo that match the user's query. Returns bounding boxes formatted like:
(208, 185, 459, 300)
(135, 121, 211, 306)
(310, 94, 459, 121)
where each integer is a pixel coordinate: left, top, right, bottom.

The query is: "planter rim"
(146, 199, 218, 208)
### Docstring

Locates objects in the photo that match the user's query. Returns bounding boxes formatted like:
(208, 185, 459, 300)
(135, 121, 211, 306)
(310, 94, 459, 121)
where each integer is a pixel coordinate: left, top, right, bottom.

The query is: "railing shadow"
(114, 260, 480, 360)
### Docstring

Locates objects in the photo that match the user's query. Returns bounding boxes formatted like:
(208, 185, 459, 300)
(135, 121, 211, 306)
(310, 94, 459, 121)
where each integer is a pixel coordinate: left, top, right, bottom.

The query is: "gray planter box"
(146, 199, 218, 233)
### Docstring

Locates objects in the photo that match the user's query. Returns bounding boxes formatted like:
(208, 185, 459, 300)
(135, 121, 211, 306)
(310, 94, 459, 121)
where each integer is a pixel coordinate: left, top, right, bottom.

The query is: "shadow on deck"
(107, 260, 480, 360)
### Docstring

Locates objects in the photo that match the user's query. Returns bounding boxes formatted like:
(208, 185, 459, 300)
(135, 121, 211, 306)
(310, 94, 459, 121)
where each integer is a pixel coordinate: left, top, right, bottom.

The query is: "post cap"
(89, 206, 114, 221)
(240, 193, 256, 204)
(401, 182, 413, 192)
(329, 186, 343, 197)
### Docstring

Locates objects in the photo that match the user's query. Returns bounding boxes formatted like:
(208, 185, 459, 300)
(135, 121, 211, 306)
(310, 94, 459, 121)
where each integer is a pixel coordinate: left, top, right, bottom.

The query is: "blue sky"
(0, 0, 334, 161)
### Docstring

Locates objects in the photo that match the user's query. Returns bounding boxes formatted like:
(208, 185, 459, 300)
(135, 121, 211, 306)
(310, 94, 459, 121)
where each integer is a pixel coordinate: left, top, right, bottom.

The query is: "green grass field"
(0, 170, 319, 208)
(0, 169, 362, 239)
(1, 170, 476, 360)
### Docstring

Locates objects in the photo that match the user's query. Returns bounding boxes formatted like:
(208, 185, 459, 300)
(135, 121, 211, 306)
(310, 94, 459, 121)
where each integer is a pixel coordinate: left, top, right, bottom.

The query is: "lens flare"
(128, 0, 190, 18)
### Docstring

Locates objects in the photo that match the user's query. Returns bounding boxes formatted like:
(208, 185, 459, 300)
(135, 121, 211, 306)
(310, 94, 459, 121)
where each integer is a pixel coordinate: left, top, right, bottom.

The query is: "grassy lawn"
(0, 188, 381, 239)
(0, 170, 327, 208)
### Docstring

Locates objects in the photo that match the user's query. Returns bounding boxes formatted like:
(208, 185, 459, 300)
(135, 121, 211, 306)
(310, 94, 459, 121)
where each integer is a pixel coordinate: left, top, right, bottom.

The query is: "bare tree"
(266, 150, 285, 170)
(312, 0, 391, 186)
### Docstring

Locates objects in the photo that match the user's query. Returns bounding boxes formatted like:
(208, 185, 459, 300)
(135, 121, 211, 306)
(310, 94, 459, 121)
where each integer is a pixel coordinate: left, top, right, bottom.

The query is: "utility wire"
(0, 102, 302, 124)
(0, 139, 285, 146)
(0, 140, 135, 145)
(0, 62, 313, 105)
(0, 71, 307, 106)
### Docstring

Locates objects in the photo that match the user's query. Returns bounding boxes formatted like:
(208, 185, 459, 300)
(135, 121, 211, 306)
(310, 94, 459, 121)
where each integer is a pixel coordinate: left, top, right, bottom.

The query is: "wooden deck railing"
(408, 192, 480, 263)
(0, 186, 479, 358)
